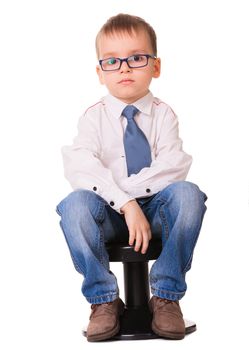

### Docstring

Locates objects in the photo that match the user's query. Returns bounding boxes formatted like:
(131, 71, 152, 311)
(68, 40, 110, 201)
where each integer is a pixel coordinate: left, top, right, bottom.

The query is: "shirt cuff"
(95, 185, 135, 214)
(119, 177, 154, 198)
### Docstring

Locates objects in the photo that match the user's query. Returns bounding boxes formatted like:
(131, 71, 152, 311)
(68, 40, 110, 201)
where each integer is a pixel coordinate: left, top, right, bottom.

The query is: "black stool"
(102, 239, 196, 340)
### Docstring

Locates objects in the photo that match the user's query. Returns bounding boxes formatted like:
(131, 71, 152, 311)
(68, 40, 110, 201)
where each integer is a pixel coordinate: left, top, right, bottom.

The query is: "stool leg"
(111, 261, 157, 340)
(123, 261, 150, 307)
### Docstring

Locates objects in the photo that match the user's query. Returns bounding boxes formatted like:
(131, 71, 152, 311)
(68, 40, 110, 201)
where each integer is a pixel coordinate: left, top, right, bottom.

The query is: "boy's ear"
(96, 65, 105, 85)
(153, 58, 161, 78)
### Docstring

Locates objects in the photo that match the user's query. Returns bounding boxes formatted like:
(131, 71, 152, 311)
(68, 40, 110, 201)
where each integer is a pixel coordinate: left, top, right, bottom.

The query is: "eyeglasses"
(99, 54, 156, 71)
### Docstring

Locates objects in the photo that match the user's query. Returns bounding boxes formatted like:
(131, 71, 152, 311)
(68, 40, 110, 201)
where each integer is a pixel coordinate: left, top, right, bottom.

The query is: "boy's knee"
(162, 181, 207, 209)
(56, 189, 103, 219)
(159, 182, 207, 232)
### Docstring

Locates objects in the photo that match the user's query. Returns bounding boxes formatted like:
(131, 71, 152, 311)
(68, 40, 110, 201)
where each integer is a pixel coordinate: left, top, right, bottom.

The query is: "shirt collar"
(103, 91, 154, 119)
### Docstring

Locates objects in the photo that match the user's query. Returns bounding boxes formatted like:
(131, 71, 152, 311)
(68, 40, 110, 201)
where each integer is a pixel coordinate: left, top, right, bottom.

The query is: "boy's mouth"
(118, 79, 135, 85)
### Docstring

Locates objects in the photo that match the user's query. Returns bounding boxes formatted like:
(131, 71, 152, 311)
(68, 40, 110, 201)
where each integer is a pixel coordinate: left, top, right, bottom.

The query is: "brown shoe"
(149, 296, 185, 340)
(87, 298, 124, 342)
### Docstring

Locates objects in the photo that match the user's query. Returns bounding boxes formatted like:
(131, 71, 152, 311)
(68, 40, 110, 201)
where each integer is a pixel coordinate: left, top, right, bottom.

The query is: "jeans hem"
(86, 292, 119, 304)
(151, 287, 185, 301)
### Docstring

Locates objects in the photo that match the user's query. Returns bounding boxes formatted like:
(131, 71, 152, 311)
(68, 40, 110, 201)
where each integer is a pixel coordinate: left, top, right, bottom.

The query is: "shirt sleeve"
(119, 107, 193, 198)
(62, 110, 134, 213)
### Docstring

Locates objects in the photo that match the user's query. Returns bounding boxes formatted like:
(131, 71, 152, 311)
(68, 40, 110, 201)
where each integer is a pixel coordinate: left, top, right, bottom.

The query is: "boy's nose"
(120, 61, 131, 73)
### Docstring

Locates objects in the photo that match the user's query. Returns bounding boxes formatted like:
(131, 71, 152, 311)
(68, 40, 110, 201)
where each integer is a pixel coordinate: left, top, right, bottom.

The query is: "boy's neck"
(110, 90, 151, 105)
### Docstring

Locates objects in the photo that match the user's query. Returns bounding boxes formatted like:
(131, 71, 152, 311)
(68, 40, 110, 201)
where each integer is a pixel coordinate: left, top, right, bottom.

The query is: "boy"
(56, 13, 207, 341)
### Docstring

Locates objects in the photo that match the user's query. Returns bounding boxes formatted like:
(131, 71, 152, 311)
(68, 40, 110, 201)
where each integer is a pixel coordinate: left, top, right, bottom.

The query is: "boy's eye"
(131, 55, 143, 62)
(107, 58, 118, 65)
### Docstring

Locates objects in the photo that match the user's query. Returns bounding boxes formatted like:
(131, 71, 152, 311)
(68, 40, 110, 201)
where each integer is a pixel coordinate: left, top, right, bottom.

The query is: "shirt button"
(93, 186, 97, 191)
(110, 201, 115, 206)
(146, 188, 151, 193)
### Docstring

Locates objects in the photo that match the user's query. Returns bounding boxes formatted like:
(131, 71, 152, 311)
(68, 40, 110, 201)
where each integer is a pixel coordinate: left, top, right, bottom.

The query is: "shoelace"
(156, 298, 178, 308)
(156, 297, 174, 305)
(154, 297, 182, 316)
(90, 302, 115, 319)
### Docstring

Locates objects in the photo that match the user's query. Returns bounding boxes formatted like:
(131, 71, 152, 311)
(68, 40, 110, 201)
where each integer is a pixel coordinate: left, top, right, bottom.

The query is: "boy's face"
(96, 30, 161, 104)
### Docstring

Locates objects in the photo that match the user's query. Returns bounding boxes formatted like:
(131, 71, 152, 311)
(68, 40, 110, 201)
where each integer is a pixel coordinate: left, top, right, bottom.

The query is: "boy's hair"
(95, 13, 157, 58)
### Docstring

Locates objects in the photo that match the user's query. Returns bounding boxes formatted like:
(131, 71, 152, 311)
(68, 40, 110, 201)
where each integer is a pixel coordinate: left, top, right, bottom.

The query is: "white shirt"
(62, 91, 192, 213)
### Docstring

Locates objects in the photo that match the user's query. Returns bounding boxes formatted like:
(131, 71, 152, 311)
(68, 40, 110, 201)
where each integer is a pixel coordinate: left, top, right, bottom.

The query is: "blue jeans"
(56, 181, 207, 304)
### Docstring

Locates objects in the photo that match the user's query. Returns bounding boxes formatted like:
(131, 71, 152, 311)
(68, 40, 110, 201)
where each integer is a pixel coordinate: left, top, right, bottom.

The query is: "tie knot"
(122, 105, 139, 120)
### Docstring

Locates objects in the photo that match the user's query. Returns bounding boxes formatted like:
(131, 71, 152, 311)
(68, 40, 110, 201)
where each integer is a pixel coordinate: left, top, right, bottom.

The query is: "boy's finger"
(141, 236, 149, 254)
(148, 229, 152, 240)
(129, 230, 135, 245)
(134, 234, 142, 252)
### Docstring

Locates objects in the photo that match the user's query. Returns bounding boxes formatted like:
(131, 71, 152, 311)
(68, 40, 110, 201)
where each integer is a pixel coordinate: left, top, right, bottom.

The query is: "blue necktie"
(122, 105, 152, 176)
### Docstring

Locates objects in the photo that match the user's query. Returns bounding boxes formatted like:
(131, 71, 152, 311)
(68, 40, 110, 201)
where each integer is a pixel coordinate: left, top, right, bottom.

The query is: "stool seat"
(106, 239, 162, 262)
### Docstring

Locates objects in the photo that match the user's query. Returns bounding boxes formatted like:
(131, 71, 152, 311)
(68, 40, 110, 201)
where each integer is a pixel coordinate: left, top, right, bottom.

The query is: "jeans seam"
(151, 287, 184, 295)
(95, 199, 105, 223)
(86, 292, 119, 304)
(96, 224, 106, 267)
(151, 287, 185, 301)
(159, 200, 169, 240)
(89, 292, 117, 299)
(94, 200, 107, 267)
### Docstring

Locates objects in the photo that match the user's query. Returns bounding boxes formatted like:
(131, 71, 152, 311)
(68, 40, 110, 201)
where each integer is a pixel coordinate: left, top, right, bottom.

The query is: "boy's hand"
(120, 200, 152, 254)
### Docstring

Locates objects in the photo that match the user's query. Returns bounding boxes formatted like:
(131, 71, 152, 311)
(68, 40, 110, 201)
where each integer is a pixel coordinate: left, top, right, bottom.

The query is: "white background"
(1, 0, 249, 349)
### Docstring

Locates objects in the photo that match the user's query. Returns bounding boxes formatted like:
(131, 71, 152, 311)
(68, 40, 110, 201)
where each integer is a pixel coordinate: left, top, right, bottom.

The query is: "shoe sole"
(87, 322, 120, 342)
(152, 322, 185, 340)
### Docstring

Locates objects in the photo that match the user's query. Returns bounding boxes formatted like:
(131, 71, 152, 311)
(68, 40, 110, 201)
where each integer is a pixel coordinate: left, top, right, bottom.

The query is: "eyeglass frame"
(98, 54, 157, 71)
